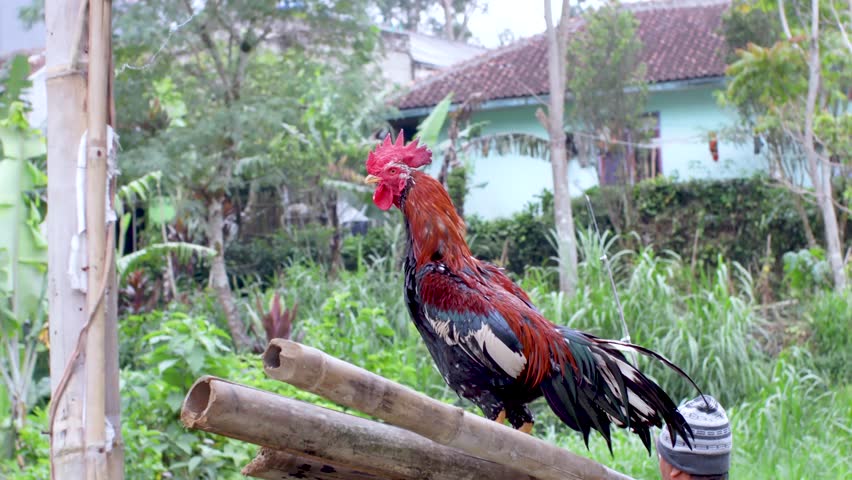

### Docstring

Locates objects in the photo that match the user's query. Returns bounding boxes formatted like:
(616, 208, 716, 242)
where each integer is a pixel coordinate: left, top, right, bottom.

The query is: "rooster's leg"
(494, 409, 506, 425)
(507, 405, 534, 434)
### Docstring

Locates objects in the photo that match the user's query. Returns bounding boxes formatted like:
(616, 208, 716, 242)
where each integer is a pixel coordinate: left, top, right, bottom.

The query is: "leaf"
(117, 242, 215, 280)
(157, 358, 178, 374)
(415, 93, 453, 148)
(0, 56, 32, 114)
(185, 349, 205, 375)
(116, 171, 162, 216)
(187, 456, 202, 473)
(148, 197, 176, 225)
(375, 325, 395, 337)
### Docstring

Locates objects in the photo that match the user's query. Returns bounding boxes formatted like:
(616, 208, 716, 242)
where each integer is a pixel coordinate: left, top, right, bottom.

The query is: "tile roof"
(394, 0, 730, 110)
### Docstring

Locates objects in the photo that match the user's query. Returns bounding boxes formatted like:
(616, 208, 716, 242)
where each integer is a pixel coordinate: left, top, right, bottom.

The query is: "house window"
(599, 112, 661, 185)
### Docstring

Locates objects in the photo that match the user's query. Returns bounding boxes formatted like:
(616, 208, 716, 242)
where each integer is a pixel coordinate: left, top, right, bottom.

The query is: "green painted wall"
(440, 83, 763, 219)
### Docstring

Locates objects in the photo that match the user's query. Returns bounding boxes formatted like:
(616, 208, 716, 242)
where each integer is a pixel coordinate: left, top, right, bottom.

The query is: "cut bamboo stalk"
(45, 0, 90, 477)
(263, 339, 634, 480)
(243, 447, 394, 480)
(84, 0, 113, 477)
(181, 376, 537, 480)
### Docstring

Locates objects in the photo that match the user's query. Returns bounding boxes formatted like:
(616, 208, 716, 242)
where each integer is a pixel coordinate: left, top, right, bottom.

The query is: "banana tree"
(113, 171, 215, 294)
(0, 101, 48, 459)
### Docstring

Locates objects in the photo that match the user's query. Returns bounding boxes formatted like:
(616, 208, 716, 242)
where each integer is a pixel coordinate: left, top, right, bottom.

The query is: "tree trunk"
(326, 189, 342, 276)
(791, 193, 818, 248)
(441, 0, 455, 40)
(803, 0, 847, 291)
(206, 195, 253, 350)
(542, 0, 578, 296)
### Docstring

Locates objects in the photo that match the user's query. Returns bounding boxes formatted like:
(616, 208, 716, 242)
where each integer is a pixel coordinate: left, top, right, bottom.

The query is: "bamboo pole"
(45, 0, 89, 477)
(243, 448, 395, 480)
(263, 340, 634, 480)
(84, 0, 113, 477)
(181, 376, 538, 480)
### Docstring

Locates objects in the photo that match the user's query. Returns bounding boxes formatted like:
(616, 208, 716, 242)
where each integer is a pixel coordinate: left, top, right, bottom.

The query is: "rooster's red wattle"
(364, 132, 700, 453)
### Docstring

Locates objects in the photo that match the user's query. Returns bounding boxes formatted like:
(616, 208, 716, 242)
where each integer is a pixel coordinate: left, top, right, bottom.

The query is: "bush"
(224, 226, 334, 283)
(783, 247, 833, 295)
(466, 176, 848, 283)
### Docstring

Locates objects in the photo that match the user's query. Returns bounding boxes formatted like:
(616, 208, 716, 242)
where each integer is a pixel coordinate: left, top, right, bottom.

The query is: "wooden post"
(263, 340, 634, 480)
(181, 376, 538, 480)
(84, 0, 111, 477)
(45, 1, 89, 477)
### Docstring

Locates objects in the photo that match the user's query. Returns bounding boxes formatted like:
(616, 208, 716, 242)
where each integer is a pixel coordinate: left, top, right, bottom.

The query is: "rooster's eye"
(389, 168, 398, 174)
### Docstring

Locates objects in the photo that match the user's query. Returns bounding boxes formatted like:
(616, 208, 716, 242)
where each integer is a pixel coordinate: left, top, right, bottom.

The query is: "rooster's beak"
(364, 175, 380, 185)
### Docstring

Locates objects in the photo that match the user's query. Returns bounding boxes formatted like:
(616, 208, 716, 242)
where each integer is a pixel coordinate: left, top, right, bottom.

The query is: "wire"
(115, 11, 201, 76)
(583, 194, 637, 366)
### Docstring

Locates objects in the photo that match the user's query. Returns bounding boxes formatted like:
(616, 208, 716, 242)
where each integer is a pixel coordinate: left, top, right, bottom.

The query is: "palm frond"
(117, 242, 215, 281)
(116, 171, 162, 216)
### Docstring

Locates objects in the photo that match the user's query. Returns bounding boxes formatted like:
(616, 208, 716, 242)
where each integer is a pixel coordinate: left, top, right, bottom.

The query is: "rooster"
(364, 132, 702, 453)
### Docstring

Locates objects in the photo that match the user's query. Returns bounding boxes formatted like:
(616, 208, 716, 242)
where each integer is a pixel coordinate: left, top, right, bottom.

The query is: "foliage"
(467, 176, 841, 279)
(783, 247, 833, 294)
(0, 94, 48, 462)
(467, 191, 557, 275)
(117, 242, 215, 282)
(801, 290, 852, 383)
(0, 56, 32, 119)
(567, 0, 648, 163)
(225, 227, 335, 282)
(720, 0, 851, 290)
(731, 351, 852, 479)
(372, 0, 486, 41)
(415, 93, 452, 148)
(721, 0, 783, 61)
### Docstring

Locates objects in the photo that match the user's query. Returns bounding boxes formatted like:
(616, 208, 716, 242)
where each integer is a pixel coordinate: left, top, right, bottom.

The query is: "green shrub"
(225, 226, 334, 283)
(783, 247, 833, 295)
(803, 290, 852, 383)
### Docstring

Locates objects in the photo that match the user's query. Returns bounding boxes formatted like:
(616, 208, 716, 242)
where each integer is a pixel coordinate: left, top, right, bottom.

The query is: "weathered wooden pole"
(46, 0, 122, 477)
(45, 0, 90, 477)
(84, 0, 112, 477)
(263, 340, 634, 480)
(181, 376, 538, 480)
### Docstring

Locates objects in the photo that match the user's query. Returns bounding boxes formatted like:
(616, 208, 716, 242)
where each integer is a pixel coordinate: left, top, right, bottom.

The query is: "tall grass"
(523, 229, 769, 406)
(731, 350, 852, 479)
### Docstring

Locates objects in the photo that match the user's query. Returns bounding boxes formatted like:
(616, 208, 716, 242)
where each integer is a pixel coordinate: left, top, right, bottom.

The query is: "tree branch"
(182, 0, 232, 103)
(778, 0, 794, 39)
(829, 1, 852, 54)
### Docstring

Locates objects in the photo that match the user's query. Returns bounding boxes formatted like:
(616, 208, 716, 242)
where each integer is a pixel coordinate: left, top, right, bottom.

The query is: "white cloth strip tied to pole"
(69, 126, 120, 293)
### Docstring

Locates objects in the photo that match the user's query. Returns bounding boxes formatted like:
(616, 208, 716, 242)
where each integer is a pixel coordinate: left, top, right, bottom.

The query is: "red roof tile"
(395, 0, 730, 110)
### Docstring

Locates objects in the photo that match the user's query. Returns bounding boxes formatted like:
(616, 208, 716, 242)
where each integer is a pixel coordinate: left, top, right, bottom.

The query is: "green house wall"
(431, 83, 764, 219)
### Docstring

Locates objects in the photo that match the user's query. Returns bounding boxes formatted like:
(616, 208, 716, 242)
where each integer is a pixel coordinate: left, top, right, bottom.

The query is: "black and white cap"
(657, 395, 732, 476)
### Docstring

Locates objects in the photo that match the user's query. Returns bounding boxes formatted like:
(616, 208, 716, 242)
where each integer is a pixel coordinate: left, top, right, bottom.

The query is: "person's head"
(657, 395, 731, 480)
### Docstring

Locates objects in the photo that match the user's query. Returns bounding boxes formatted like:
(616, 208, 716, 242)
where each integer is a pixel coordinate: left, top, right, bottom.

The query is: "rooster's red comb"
(366, 130, 432, 175)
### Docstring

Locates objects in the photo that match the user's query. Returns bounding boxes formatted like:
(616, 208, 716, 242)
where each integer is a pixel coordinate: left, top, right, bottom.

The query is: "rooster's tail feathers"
(540, 328, 697, 455)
